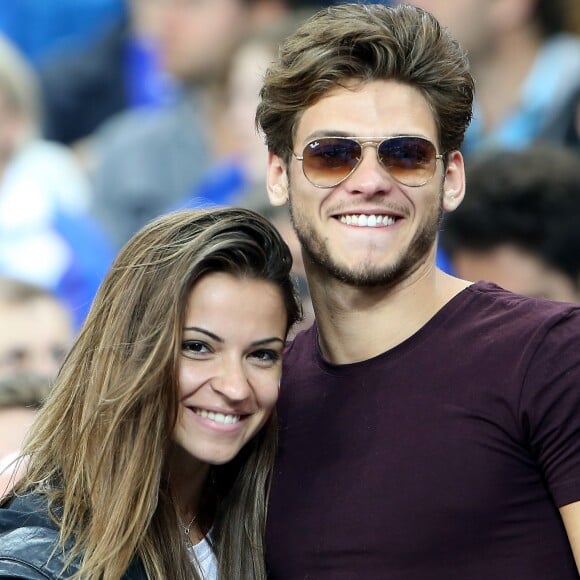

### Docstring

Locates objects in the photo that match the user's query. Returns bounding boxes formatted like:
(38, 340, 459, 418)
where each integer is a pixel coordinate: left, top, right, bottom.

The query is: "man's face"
(267, 79, 464, 289)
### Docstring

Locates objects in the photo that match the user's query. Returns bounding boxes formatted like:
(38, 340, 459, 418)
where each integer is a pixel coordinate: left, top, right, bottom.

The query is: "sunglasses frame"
(293, 135, 444, 189)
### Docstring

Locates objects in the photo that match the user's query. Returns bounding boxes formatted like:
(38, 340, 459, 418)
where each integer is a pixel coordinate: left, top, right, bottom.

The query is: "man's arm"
(560, 501, 580, 573)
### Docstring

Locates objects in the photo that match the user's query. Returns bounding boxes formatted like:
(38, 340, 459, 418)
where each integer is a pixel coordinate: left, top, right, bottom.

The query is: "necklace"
(182, 513, 198, 537)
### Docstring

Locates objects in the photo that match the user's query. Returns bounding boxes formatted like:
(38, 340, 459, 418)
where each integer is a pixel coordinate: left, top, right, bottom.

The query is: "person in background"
(37, 0, 178, 148)
(0, 207, 302, 579)
(0, 277, 74, 382)
(440, 145, 580, 302)
(0, 0, 124, 66)
(405, 0, 580, 272)
(257, 203, 315, 337)
(256, 4, 580, 578)
(167, 11, 318, 334)
(171, 12, 316, 213)
(0, 278, 73, 496)
(404, 0, 580, 158)
(0, 33, 115, 328)
(0, 374, 52, 496)
(88, 0, 290, 250)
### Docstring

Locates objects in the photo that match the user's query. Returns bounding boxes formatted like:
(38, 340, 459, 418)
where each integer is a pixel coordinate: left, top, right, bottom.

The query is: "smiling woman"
(0, 207, 302, 580)
(175, 272, 286, 470)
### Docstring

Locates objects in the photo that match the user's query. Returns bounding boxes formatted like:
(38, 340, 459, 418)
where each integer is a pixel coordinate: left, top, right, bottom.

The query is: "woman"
(0, 207, 302, 579)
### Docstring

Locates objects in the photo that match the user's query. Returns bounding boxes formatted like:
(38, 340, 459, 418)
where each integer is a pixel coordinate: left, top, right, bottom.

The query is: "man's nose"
(344, 145, 394, 194)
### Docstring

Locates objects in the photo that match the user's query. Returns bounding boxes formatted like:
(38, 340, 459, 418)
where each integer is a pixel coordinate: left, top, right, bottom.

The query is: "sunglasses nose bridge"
(358, 139, 389, 174)
(359, 140, 381, 152)
(339, 139, 392, 189)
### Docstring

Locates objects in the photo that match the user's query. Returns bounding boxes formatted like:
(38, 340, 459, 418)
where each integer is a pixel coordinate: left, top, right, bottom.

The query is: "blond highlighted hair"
(5, 207, 302, 579)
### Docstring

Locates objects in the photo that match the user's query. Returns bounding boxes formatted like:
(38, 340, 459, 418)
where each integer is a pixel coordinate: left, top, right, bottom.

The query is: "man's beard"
(288, 189, 443, 289)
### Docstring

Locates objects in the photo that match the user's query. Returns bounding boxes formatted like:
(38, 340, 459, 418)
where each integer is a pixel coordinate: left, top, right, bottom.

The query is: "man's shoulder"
(463, 281, 580, 324)
(454, 282, 580, 364)
(285, 324, 317, 358)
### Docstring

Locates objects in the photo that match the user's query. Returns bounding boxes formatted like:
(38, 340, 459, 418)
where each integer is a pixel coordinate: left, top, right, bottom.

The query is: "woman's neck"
(167, 443, 210, 533)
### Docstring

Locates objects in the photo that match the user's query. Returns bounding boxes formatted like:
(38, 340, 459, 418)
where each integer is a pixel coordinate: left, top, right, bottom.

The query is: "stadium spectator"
(405, 0, 580, 157)
(441, 145, 580, 302)
(0, 34, 115, 327)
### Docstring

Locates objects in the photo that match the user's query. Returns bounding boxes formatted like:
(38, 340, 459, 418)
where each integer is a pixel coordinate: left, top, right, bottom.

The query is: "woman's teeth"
(194, 409, 241, 424)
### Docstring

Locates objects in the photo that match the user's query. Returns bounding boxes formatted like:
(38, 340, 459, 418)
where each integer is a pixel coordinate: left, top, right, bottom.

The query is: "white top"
(187, 535, 218, 580)
(0, 139, 91, 288)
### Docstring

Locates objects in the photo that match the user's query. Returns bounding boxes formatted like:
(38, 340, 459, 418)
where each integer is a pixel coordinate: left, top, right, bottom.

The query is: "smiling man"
(256, 4, 580, 579)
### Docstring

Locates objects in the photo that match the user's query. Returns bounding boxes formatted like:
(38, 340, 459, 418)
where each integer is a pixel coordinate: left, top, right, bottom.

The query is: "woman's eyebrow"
(182, 326, 223, 342)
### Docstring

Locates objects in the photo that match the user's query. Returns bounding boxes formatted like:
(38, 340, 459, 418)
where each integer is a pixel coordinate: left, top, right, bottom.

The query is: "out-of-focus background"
(0, 0, 338, 491)
(405, 0, 580, 298)
(0, 0, 579, 484)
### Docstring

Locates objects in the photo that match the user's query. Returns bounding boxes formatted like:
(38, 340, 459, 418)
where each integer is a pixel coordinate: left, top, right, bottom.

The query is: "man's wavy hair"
(256, 3, 474, 163)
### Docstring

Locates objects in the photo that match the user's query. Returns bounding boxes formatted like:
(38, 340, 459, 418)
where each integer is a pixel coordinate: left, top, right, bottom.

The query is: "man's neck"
(308, 265, 471, 365)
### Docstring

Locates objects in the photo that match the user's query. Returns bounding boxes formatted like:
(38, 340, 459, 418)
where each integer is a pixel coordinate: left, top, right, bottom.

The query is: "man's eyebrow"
(304, 129, 351, 141)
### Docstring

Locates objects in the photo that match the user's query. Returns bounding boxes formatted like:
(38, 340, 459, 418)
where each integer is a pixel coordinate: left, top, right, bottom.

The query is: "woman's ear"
(442, 150, 466, 213)
(267, 152, 289, 206)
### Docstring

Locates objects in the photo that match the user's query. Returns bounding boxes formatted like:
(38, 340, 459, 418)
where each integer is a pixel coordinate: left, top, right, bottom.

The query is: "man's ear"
(267, 151, 289, 206)
(442, 150, 466, 213)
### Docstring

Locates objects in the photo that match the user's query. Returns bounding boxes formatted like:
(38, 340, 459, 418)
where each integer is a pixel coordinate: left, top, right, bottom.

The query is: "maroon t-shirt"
(266, 282, 580, 579)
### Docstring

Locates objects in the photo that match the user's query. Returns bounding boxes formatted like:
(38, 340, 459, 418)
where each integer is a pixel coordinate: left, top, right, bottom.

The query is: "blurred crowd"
(0, 0, 579, 481)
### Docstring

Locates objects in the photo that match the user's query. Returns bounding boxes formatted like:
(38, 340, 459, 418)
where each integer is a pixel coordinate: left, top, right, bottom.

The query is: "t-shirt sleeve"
(520, 308, 580, 507)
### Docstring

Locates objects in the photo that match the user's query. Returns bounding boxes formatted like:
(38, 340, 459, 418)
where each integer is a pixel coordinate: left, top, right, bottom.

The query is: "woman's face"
(173, 272, 287, 465)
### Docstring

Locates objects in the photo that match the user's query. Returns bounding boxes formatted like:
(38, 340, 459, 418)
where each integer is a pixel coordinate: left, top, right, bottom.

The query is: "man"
(441, 145, 580, 303)
(0, 277, 74, 382)
(0, 374, 53, 496)
(255, 4, 580, 578)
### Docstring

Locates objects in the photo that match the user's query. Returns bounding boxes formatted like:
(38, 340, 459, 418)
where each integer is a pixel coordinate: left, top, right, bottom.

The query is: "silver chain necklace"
(183, 513, 198, 537)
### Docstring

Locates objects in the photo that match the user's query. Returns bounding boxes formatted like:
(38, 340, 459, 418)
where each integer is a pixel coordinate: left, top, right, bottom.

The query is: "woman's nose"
(210, 359, 252, 402)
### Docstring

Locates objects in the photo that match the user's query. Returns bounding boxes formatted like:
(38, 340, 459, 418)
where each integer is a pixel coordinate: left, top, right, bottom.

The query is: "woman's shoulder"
(0, 491, 73, 578)
(0, 525, 67, 579)
(0, 492, 148, 580)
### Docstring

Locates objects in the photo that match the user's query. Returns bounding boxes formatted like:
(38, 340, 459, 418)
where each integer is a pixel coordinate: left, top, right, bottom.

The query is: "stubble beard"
(288, 189, 444, 289)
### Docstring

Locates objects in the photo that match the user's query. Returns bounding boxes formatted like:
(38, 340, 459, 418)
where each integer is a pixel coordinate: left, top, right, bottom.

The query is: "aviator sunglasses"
(293, 136, 444, 188)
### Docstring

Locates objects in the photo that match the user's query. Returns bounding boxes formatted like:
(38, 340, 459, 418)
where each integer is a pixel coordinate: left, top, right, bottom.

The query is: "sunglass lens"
(303, 138, 361, 187)
(379, 137, 436, 186)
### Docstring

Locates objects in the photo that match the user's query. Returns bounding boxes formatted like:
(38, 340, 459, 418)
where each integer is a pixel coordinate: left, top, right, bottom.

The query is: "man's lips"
(338, 213, 398, 227)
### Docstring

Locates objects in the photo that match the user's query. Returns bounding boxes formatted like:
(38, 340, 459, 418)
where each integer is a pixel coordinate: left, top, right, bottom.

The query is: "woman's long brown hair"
(3, 207, 302, 579)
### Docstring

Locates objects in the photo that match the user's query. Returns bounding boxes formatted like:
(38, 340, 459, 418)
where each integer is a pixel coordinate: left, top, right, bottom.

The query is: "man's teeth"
(194, 409, 241, 424)
(340, 214, 395, 227)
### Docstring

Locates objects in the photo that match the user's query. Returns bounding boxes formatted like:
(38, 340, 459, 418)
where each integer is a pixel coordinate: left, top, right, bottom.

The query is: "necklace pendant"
(183, 513, 197, 538)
